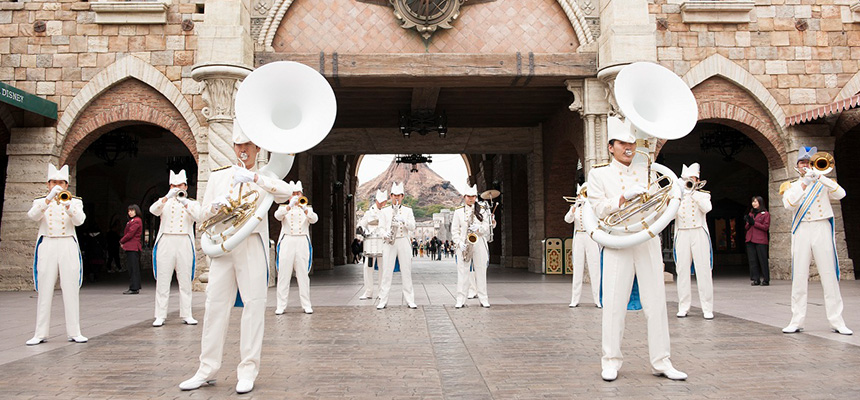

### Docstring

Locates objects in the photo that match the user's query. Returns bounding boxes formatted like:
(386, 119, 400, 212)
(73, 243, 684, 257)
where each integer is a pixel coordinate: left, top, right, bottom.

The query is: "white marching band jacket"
(564, 204, 586, 233)
(782, 176, 846, 222)
(150, 197, 201, 245)
(358, 205, 384, 237)
(28, 197, 86, 239)
(274, 202, 318, 237)
(451, 205, 492, 247)
(378, 205, 415, 239)
(587, 159, 659, 225)
(675, 190, 712, 234)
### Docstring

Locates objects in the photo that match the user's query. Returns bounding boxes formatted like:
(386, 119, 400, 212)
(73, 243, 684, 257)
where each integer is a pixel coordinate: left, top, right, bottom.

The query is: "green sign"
(0, 81, 57, 120)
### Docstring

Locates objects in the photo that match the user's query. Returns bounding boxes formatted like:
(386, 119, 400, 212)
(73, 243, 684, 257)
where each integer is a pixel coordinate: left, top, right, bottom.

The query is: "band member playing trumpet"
(356, 189, 388, 300)
(149, 169, 201, 327)
(781, 147, 852, 335)
(452, 184, 494, 308)
(564, 183, 601, 308)
(377, 182, 417, 309)
(180, 122, 292, 394)
(673, 163, 714, 319)
(26, 164, 88, 346)
(274, 180, 318, 315)
(587, 125, 686, 382)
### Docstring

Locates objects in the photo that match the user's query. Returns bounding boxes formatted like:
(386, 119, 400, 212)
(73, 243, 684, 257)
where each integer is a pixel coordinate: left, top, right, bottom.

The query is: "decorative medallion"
(390, 0, 465, 40)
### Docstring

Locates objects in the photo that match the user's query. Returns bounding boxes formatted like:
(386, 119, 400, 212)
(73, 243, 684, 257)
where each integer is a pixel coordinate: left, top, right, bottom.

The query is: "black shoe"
(123, 290, 139, 295)
(761, 281, 769, 286)
(751, 281, 761, 286)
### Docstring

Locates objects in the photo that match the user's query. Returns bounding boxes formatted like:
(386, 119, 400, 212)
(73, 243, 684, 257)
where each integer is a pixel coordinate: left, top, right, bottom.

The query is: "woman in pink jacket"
(744, 196, 770, 286)
(121, 204, 143, 294)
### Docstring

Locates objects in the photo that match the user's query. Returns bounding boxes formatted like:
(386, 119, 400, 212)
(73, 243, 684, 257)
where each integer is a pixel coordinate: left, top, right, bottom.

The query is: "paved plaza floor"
(1, 257, 859, 399)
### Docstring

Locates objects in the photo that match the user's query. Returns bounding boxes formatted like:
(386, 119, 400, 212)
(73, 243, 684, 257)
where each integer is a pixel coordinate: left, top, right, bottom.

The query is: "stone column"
(0, 127, 60, 290)
(189, 0, 255, 289)
(598, 0, 657, 71)
(527, 126, 545, 273)
(567, 78, 612, 173)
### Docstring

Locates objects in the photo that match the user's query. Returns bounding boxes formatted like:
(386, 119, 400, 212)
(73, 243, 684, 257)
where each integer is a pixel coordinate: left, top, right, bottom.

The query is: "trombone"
(683, 178, 707, 191)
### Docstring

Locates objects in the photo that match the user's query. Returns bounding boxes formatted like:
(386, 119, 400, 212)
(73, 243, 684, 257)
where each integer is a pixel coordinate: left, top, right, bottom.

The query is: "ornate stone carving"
(200, 78, 240, 122)
(390, 0, 465, 40)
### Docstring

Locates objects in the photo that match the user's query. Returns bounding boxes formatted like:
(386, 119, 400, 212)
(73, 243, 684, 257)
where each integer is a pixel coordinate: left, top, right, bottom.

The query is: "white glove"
(211, 195, 231, 212)
(301, 204, 308, 212)
(232, 166, 256, 186)
(622, 185, 647, 201)
(166, 187, 181, 199)
(289, 195, 299, 206)
(177, 196, 190, 206)
(394, 214, 405, 224)
(468, 223, 481, 232)
(459, 242, 469, 253)
(46, 185, 63, 201)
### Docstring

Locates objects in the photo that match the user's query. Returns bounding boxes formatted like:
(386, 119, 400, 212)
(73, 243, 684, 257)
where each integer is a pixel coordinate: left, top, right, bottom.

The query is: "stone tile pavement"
(1, 257, 858, 399)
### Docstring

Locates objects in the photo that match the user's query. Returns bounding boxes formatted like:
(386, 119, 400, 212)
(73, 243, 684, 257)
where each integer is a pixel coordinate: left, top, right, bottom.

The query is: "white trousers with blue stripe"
(276, 235, 312, 311)
(788, 219, 848, 330)
(674, 228, 713, 316)
(601, 238, 674, 373)
(153, 235, 195, 320)
(33, 236, 83, 339)
(194, 235, 268, 382)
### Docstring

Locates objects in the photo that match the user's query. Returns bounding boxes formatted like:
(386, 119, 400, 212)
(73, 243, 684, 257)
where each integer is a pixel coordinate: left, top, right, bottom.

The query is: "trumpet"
(176, 190, 187, 199)
(298, 196, 308, 206)
(796, 151, 835, 176)
(57, 190, 73, 203)
(683, 178, 707, 191)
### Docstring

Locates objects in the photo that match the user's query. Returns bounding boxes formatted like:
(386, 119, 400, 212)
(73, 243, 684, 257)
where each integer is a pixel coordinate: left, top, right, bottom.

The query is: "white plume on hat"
(797, 146, 817, 162)
(680, 163, 700, 179)
(285, 181, 295, 192)
(47, 164, 69, 182)
(607, 116, 636, 144)
(169, 169, 187, 185)
(293, 180, 303, 192)
(390, 182, 404, 195)
(232, 119, 251, 144)
(463, 184, 478, 196)
(375, 189, 388, 203)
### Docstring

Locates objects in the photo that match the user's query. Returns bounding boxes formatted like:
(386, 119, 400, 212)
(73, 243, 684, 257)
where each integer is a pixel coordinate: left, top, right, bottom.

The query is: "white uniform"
(451, 205, 492, 305)
(357, 205, 384, 298)
(274, 202, 318, 311)
(782, 175, 850, 331)
(564, 204, 601, 307)
(28, 197, 86, 340)
(191, 164, 290, 383)
(673, 190, 714, 317)
(587, 159, 675, 374)
(377, 205, 416, 307)
(149, 197, 201, 321)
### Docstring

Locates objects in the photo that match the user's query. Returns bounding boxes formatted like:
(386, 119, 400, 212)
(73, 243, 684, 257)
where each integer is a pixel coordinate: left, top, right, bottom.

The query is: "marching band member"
(274, 180, 318, 315)
(781, 147, 852, 335)
(26, 164, 88, 345)
(451, 185, 494, 309)
(356, 189, 387, 300)
(564, 183, 601, 308)
(149, 170, 201, 327)
(673, 163, 714, 319)
(377, 182, 417, 309)
(180, 122, 291, 394)
(587, 125, 686, 382)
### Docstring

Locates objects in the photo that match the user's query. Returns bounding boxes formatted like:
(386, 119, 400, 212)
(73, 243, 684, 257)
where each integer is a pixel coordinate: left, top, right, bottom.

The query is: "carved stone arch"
(683, 54, 787, 137)
(257, 0, 595, 51)
(57, 55, 202, 151)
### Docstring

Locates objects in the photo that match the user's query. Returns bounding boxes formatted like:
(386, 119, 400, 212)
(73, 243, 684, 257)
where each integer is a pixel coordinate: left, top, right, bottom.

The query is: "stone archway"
(60, 79, 197, 166)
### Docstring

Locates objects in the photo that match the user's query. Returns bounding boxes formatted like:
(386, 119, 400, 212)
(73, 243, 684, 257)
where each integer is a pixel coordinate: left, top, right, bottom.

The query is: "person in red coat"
(744, 196, 770, 286)
(121, 204, 143, 294)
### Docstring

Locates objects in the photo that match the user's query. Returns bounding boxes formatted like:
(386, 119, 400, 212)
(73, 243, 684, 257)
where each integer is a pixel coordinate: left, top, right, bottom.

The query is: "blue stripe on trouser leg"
(307, 236, 312, 272)
(829, 217, 840, 281)
(74, 237, 83, 287)
(188, 235, 197, 281)
(33, 236, 44, 291)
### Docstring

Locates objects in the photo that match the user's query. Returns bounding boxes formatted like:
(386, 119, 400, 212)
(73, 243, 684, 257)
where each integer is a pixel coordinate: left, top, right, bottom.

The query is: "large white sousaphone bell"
(200, 61, 337, 257)
(583, 62, 698, 249)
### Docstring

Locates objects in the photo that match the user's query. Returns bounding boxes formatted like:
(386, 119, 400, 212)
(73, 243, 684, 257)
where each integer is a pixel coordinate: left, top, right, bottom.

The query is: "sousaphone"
(200, 61, 337, 257)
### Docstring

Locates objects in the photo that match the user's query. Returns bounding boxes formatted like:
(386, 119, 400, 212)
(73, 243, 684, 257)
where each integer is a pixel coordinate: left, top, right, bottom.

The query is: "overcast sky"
(357, 154, 469, 194)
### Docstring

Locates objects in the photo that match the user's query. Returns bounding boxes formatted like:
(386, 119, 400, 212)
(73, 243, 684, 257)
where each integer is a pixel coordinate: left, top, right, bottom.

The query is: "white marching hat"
(680, 163, 700, 179)
(232, 119, 251, 144)
(464, 184, 478, 196)
(169, 169, 187, 185)
(47, 164, 69, 182)
(293, 180, 303, 192)
(797, 146, 817, 162)
(607, 116, 636, 144)
(375, 189, 388, 203)
(286, 181, 295, 192)
(391, 182, 404, 195)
